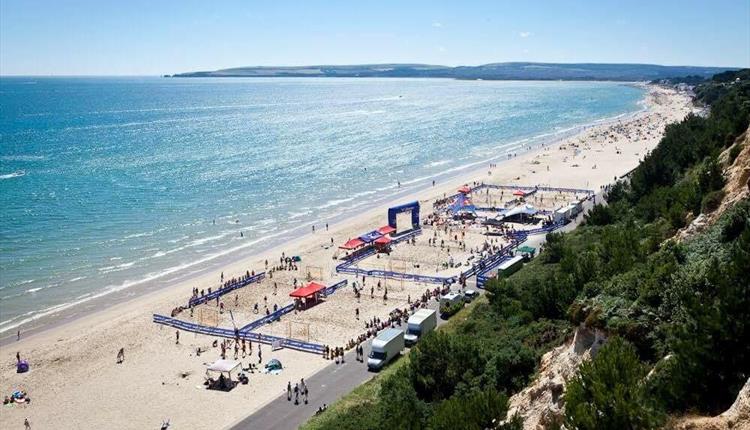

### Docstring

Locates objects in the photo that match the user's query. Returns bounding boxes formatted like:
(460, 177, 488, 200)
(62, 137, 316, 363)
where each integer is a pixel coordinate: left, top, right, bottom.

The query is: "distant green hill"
(169, 62, 735, 81)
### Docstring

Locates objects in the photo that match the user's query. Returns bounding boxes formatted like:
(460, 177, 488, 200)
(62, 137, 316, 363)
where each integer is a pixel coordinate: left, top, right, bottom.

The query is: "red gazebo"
(290, 282, 327, 309)
(458, 185, 472, 194)
(377, 225, 396, 235)
(290, 282, 326, 298)
(374, 235, 392, 252)
(340, 238, 365, 250)
(513, 190, 526, 197)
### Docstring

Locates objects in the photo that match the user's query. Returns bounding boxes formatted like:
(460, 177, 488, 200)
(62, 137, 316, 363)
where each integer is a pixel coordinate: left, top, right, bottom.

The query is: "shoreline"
(0, 84, 695, 430)
(0, 83, 648, 345)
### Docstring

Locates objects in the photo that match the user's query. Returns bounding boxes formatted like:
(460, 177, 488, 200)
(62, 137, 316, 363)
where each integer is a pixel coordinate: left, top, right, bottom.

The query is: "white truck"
(554, 201, 585, 223)
(439, 292, 465, 318)
(404, 308, 437, 346)
(440, 292, 463, 308)
(367, 328, 405, 371)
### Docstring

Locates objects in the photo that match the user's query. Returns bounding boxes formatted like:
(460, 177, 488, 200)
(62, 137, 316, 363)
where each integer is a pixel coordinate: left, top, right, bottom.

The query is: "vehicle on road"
(367, 328, 404, 371)
(463, 289, 478, 302)
(439, 292, 464, 318)
(404, 308, 437, 346)
(498, 255, 524, 277)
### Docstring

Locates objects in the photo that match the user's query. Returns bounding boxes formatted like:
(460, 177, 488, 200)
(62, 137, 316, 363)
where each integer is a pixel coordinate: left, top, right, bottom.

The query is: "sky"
(1, 0, 748, 75)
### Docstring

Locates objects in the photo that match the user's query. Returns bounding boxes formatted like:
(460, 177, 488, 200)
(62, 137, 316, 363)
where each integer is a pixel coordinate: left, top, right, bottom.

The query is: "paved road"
(229, 191, 604, 430)
(228, 345, 374, 430)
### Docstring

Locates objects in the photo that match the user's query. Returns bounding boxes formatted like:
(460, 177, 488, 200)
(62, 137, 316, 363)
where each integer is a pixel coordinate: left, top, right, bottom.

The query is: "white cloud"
(438, 46, 446, 52)
(432, 21, 443, 28)
(519, 31, 533, 38)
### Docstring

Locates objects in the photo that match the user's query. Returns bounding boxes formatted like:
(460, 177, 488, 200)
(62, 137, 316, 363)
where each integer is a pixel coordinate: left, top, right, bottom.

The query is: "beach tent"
(16, 360, 29, 373)
(340, 238, 365, 250)
(449, 193, 477, 216)
(206, 359, 241, 384)
(374, 236, 392, 245)
(517, 245, 536, 259)
(377, 225, 397, 235)
(513, 190, 527, 197)
(290, 282, 326, 298)
(265, 358, 283, 371)
(457, 185, 472, 194)
(374, 235, 393, 253)
(207, 359, 241, 376)
(498, 204, 537, 219)
(359, 230, 383, 243)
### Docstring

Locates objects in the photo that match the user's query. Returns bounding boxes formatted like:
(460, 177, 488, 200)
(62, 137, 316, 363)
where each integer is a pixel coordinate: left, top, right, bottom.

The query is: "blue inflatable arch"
(388, 201, 420, 232)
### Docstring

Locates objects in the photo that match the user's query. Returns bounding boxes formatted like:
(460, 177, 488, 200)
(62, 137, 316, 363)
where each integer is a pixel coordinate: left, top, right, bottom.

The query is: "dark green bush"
(439, 299, 464, 318)
(565, 338, 664, 430)
(701, 189, 725, 213)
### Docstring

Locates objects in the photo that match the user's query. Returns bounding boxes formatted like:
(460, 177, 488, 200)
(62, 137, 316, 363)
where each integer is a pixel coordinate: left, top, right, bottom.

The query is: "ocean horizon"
(0, 77, 645, 334)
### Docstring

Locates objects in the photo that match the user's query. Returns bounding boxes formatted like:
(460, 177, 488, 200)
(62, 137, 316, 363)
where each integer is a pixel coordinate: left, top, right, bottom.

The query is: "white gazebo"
(206, 359, 241, 390)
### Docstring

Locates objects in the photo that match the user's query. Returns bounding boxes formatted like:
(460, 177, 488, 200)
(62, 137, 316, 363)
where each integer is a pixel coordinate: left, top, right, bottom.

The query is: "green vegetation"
(438, 299, 464, 318)
(301, 295, 564, 430)
(565, 338, 663, 429)
(650, 75, 707, 85)
(302, 70, 750, 429)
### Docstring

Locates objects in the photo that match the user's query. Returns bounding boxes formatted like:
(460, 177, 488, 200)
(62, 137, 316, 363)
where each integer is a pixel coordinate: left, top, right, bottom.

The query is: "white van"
(440, 292, 463, 308)
(404, 309, 437, 346)
(367, 328, 405, 371)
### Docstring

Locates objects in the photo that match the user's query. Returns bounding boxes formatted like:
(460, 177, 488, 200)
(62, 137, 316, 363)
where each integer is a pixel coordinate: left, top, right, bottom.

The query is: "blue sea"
(0, 77, 644, 334)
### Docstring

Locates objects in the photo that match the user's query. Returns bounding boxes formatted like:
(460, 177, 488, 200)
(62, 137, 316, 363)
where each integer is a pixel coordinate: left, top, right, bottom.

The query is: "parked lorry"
(498, 255, 524, 277)
(367, 328, 405, 371)
(553, 201, 584, 224)
(404, 308, 437, 346)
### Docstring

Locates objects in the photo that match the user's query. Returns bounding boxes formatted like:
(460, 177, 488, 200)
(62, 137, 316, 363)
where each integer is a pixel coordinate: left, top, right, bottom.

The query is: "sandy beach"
(0, 84, 695, 430)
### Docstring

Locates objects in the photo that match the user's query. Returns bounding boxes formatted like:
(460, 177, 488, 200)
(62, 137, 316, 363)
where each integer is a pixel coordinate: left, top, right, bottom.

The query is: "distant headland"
(167, 62, 736, 81)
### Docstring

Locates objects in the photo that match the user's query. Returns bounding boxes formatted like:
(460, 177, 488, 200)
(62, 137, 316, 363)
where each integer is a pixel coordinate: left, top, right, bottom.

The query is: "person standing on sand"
(258, 345, 262, 364)
(325, 223, 328, 231)
(116, 348, 124, 364)
(287, 381, 292, 401)
(24, 418, 30, 430)
(17, 330, 20, 341)
(16, 352, 20, 363)
(175, 330, 179, 345)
